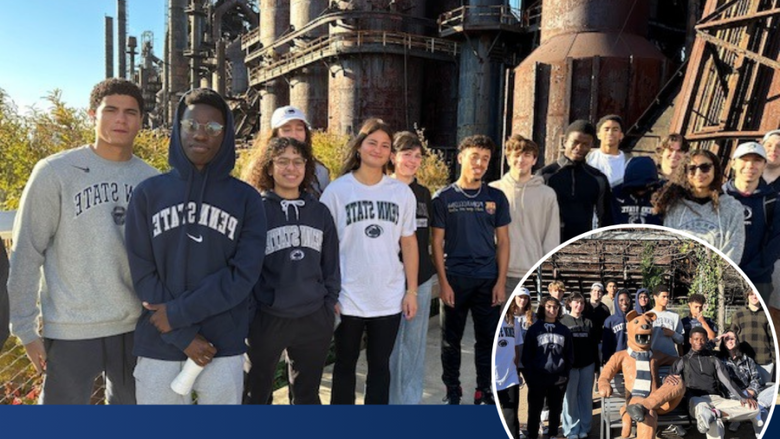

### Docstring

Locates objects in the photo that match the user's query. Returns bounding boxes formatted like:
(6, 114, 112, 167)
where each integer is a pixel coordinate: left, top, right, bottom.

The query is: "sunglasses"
(686, 163, 714, 174)
(180, 119, 224, 137)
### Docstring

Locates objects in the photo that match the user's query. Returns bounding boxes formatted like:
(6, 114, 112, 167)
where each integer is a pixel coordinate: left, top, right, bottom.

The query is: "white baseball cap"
(732, 142, 767, 160)
(514, 286, 531, 297)
(271, 106, 310, 129)
(762, 130, 780, 142)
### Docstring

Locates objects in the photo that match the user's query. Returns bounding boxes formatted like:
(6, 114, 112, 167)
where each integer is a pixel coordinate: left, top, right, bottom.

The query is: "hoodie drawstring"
(280, 199, 306, 221)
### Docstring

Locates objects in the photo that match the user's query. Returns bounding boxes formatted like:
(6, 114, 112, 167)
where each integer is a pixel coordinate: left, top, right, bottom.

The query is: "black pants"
(330, 313, 401, 405)
(245, 305, 334, 405)
(441, 274, 501, 390)
(499, 385, 520, 439)
(41, 332, 136, 404)
(527, 377, 567, 439)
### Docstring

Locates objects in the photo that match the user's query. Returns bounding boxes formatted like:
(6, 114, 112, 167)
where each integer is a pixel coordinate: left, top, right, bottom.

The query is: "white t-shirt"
(320, 173, 417, 317)
(587, 150, 626, 187)
(495, 318, 523, 391)
(649, 308, 684, 358)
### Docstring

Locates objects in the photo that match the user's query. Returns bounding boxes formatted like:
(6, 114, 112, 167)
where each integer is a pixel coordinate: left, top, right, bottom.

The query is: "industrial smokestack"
(168, 0, 189, 124)
(105, 16, 114, 78)
(128, 36, 138, 81)
(118, 0, 127, 78)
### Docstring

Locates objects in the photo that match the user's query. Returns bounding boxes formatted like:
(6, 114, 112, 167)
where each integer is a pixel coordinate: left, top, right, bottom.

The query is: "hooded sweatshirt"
(610, 157, 663, 225)
(521, 319, 574, 384)
(537, 156, 612, 242)
(490, 174, 560, 277)
(723, 178, 780, 284)
(671, 348, 745, 399)
(603, 291, 631, 363)
(662, 193, 745, 263)
(126, 90, 267, 360)
(254, 191, 340, 319)
(634, 288, 652, 314)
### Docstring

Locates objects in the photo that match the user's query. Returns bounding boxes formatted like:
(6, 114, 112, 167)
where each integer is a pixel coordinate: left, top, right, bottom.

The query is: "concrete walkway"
(271, 312, 478, 405)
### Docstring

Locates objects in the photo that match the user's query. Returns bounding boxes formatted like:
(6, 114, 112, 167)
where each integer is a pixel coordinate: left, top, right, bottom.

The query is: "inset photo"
(494, 226, 779, 439)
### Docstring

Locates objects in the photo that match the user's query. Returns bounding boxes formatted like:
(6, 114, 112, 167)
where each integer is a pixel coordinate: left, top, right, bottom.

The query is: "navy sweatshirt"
(126, 90, 267, 360)
(723, 178, 780, 284)
(521, 319, 574, 383)
(603, 291, 631, 364)
(610, 157, 663, 225)
(538, 156, 612, 242)
(254, 191, 340, 318)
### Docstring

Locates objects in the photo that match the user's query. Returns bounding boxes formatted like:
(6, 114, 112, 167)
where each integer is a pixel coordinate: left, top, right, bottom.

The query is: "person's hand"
(24, 338, 47, 374)
(334, 303, 341, 316)
(440, 282, 455, 308)
(746, 389, 757, 399)
(696, 314, 707, 324)
(662, 328, 675, 338)
(402, 293, 418, 320)
(663, 375, 681, 386)
(492, 283, 506, 307)
(144, 302, 172, 333)
(183, 334, 217, 367)
(598, 385, 613, 398)
(740, 397, 758, 410)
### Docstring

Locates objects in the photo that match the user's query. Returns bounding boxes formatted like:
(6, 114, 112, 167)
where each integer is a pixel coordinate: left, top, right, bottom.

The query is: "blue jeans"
(562, 362, 595, 438)
(388, 276, 433, 404)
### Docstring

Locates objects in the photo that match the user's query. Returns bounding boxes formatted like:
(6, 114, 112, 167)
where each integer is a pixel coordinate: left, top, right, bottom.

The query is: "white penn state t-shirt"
(495, 317, 523, 391)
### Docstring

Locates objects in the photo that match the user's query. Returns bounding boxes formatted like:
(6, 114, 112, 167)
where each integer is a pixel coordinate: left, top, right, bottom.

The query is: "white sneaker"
(695, 405, 715, 434)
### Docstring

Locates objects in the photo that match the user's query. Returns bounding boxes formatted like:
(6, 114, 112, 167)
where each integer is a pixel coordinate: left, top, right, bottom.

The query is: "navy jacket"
(603, 291, 631, 364)
(126, 90, 266, 360)
(538, 156, 612, 242)
(255, 191, 340, 319)
(723, 178, 780, 283)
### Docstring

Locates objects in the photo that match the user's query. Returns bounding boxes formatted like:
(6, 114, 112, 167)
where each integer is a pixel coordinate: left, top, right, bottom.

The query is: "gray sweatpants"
(40, 332, 136, 404)
(134, 355, 244, 404)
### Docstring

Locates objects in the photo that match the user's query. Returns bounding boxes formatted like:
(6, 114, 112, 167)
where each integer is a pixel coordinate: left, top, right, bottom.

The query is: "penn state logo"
(485, 201, 496, 215)
(743, 205, 753, 225)
(364, 224, 383, 238)
(290, 249, 305, 261)
(112, 206, 126, 225)
(498, 339, 508, 348)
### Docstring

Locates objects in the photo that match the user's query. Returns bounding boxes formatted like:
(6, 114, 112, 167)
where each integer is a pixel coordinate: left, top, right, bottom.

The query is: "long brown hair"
(388, 131, 425, 174)
(340, 118, 395, 176)
(652, 149, 724, 215)
(245, 137, 315, 193)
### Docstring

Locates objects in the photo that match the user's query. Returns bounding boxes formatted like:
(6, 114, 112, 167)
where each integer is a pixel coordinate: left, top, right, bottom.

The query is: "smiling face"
(662, 141, 685, 173)
(458, 146, 492, 182)
(180, 103, 224, 171)
(733, 154, 766, 187)
(597, 120, 624, 150)
(392, 146, 423, 180)
(91, 94, 142, 152)
(686, 154, 715, 192)
(690, 332, 706, 352)
(618, 293, 630, 312)
(515, 294, 529, 310)
(358, 129, 393, 170)
(764, 134, 780, 167)
(544, 301, 560, 321)
(564, 131, 594, 162)
(270, 146, 306, 194)
(748, 290, 760, 307)
(569, 298, 584, 316)
(277, 119, 307, 143)
(507, 148, 537, 178)
(638, 292, 649, 307)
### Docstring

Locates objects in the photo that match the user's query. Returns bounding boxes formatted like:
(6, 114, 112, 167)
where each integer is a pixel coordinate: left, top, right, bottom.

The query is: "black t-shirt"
(409, 179, 436, 285)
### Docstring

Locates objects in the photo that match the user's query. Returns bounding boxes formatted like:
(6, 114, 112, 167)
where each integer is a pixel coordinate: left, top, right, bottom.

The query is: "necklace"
(456, 182, 482, 199)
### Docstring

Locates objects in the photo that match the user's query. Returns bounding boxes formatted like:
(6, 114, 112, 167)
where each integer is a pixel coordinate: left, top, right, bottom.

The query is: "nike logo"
(71, 165, 90, 173)
(187, 234, 203, 243)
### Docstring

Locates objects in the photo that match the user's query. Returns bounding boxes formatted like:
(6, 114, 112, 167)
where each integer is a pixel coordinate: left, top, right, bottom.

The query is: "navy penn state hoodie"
(255, 191, 340, 319)
(126, 89, 266, 360)
(602, 290, 632, 363)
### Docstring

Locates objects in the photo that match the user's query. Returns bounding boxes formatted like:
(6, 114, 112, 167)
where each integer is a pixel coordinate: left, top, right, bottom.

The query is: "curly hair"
(652, 149, 723, 215)
(340, 118, 395, 176)
(458, 134, 496, 154)
(245, 137, 315, 193)
(89, 78, 144, 113)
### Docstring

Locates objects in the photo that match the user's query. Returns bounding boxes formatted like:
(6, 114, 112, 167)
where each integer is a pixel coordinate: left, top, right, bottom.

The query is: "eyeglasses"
(686, 163, 714, 174)
(180, 119, 224, 137)
(273, 158, 307, 169)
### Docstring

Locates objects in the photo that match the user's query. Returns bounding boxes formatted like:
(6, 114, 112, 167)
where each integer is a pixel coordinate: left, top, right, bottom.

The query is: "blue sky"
(0, 0, 166, 112)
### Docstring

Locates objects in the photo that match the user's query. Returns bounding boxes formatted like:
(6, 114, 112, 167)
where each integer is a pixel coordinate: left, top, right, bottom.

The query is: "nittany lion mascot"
(598, 310, 685, 439)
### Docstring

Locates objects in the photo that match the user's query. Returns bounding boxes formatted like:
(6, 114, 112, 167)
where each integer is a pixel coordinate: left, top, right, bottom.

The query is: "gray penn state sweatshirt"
(8, 145, 158, 345)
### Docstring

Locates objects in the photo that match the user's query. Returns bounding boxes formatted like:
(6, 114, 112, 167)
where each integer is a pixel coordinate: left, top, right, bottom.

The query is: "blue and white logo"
(364, 224, 383, 238)
(290, 249, 305, 261)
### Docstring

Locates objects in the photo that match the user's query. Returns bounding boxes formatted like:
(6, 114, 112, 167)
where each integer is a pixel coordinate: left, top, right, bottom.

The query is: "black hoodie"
(254, 191, 340, 318)
(521, 319, 574, 383)
(126, 89, 267, 360)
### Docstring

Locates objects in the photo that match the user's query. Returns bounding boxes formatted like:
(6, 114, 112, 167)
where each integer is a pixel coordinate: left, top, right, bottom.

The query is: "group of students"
(494, 281, 777, 439)
(538, 116, 780, 314)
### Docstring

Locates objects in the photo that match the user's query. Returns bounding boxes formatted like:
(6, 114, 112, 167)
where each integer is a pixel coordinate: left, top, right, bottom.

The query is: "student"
(1, 243, 9, 349)
(387, 131, 436, 405)
(729, 289, 775, 385)
(432, 134, 510, 405)
(656, 133, 689, 181)
(561, 293, 598, 439)
(496, 298, 524, 439)
(680, 293, 717, 355)
(723, 142, 780, 303)
(586, 114, 631, 187)
(603, 279, 618, 315)
(583, 282, 609, 344)
(538, 120, 611, 241)
(761, 130, 780, 337)
(7, 79, 158, 404)
(610, 157, 663, 226)
(670, 327, 760, 439)
(490, 135, 559, 294)
(320, 118, 418, 405)
(648, 285, 684, 358)
(243, 137, 340, 405)
(634, 288, 652, 314)
(602, 289, 632, 364)
(125, 88, 266, 404)
(267, 105, 330, 197)
(514, 287, 535, 341)
(522, 297, 574, 439)
(653, 149, 745, 262)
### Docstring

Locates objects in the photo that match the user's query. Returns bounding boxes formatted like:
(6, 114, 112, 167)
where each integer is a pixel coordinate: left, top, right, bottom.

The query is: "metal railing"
(437, 4, 525, 34)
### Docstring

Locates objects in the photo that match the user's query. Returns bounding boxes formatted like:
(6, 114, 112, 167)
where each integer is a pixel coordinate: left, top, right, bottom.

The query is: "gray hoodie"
(8, 146, 157, 344)
(662, 194, 745, 263)
(490, 174, 560, 277)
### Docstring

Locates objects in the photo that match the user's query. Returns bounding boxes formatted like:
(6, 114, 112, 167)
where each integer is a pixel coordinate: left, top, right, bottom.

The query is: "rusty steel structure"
(671, 0, 780, 160)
